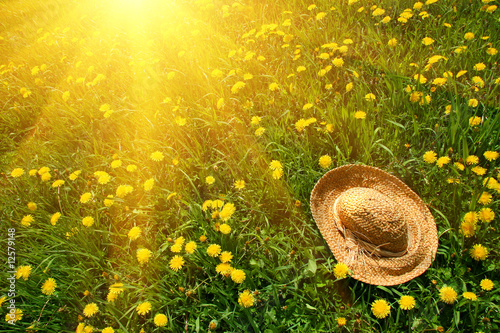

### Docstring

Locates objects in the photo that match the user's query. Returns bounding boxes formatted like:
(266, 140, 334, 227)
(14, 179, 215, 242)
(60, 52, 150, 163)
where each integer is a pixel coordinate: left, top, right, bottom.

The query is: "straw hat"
(310, 164, 438, 286)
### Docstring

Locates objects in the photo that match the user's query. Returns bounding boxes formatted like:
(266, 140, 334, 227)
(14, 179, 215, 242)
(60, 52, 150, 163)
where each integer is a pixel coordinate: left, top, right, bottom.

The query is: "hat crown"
(336, 187, 408, 253)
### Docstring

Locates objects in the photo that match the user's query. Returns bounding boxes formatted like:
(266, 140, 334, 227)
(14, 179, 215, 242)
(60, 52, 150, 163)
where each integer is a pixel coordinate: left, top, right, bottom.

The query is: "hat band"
(332, 196, 409, 258)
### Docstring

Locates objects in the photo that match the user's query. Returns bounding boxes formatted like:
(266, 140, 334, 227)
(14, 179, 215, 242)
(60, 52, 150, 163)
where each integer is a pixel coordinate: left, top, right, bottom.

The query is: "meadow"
(0, 0, 499, 331)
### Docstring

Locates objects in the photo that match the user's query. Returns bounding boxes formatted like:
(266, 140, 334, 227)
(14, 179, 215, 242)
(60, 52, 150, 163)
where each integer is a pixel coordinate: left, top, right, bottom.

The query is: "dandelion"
(41, 278, 57, 295)
(137, 248, 152, 265)
(365, 93, 376, 101)
(461, 220, 476, 238)
(478, 191, 492, 205)
(207, 244, 222, 257)
(5, 308, 23, 323)
(255, 127, 265, 136)
(251, 116, 261, 125)
(238, 290, 255, 308)
(27, 202, 37, 211)
(464, 32, 475, 40)
(484, 151, 499, 161)
(486, 4, 497, 12)
(170, 243, 182, 253)
(104, 195, 114, 207)
(422, 37, 435, 45)
(372, 8, 385, 16)
(472, 166, 487, 176)
(354, 111, 366, 119)
(381, 16, 391, 23)
(388, 38, 397, 47)
(270, 160, 282, 170)
(50, 212, 61, 226)
(83, 303, 99, 317)
(332, 57, 344, 67)
(346, 82, 353, 92)
(150, 151, 164, 162)
(480, 279, 494, 291)
(399, 296, 416, 310)
(219, 223, 231, 234)
(62, 91, 70, 102)
(52, 180, 65, 188)
(487, 48, 498, 55)
(136, 302, 152, 316)
(16, 265, 32, 280)
(337, 317, 347, 326)
(169, 255, 185, 271)
(219, 203, 236, 221)
(94, 171, 111, 184)
(216, 251, 232, 264)
(102, 328, 114, 333)
(116, 185, 133, 198)
(205, 176, 215, 185)
(470, 244, 488, 261)
(333, 262, 349, 279)
(154, 314, 168, 327)
(465, 155, 479, 165)
(268, 82, 279, 91)
(371, 299, 391, 319)
(128, 226, 142, 240)
(110, 160, 122, 169)
(20, 215, 33, 227)
(462, 292, 477, 300)
(272, 168, 284, 179)
(80, 192, 92, 203)
(479, 208, 495, 222)
(143, 178, 154, 191)
(319, 155, 332, 169)
(185, 241, 197, 254)
(436, 156, 451, 167)
(464, 211, 479, 224)
(423, 151, 437, 163)
(468, 99, 479, 108)
(439, 286, 458, 304)
(231, 269, 246, 283)
(40, 171, 52, 182)
(82, 216, 94, 227)
(126, 164, 137, 172)
(473, 63, 486, 71)
(234, 179, 245, 189)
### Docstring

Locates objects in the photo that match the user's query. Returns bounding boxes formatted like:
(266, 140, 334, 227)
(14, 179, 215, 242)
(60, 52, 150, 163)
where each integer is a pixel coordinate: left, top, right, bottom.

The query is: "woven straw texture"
(310, 164, 438, 286)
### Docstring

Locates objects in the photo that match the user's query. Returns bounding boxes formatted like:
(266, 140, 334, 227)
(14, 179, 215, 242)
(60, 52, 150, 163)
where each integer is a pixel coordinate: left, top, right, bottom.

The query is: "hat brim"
(310, 164, 438, 286)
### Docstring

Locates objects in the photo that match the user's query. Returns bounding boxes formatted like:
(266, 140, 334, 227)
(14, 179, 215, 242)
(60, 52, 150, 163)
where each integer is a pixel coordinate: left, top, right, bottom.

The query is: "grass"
(0, 0, 499, 331)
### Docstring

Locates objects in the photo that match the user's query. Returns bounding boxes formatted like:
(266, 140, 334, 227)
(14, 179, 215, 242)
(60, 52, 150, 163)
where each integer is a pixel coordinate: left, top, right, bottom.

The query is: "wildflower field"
(1, 0, 500, 331)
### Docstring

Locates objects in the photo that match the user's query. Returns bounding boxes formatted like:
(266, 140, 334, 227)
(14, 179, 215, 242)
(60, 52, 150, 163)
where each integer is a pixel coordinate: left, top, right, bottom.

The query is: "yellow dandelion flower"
(231, 269, 246, 283)
(365, 93, 376, 101)
(5, 308, 23, 323)
(169, 255, 185, 271)
(126, 164, 137, 172)
(50, 212, 61, 226)
(207, 244, 221, 257)
(52, 180, 65, 188)
(238, 290, 255, 308)
(468, 99, 479, 107)
(83, 303, 99, 318)
(137, 248, 152, 265)
(41, 278, 57, 295)
(219, 223, 232, 234)
(41, 172, 51, 182)
(27, 202, 37, 211)
(116, 185, 133, 198)
(268, 82, 279, 91)
(371, 299, 390, 319)
(470, 244, 488, 261)
(234, 179, 245, 189)
(423, 151, 437, 163)
(110, 160, 122, 169)
(272, 168, 284, 179)
(82, 216, 94, 228)
(143, 178, 154, 192)
(436, 156, 451, 167)
(461, 220, 476, 238)
(16, 265, 32, 280)
(185, 241, 197, 254)
(480, 279, 494, 291)
(136, 302, 152, 316)
(484, 151, 499, 161)
(399, 295, 416, 310)
(422, 37, 435, 45)
(462, 292, 477, 300)
(102, 328, 114, 333)
(479, 207, 495, 222)
(439, 286, 457, 304)
(219, 251, 233, 263)
(319, 155, 332, 169)
(128, 226, 142, 240)
(354, 111, 366, 119)
(474, 63, 486, 71)
(205, 176, 215, 185)
(94, 171, 111, 184)
(150, 151, 164, 161)
(465, 155, 479, 165)
(463, 211, 479, 224)
(333, 262, 349, 279)
(154, 314, 168, 327)
(20, 215, 34, 227)
(472, 166, 487, 176)
(104, 195, 114, 207)
(332, 57, 344, 67)
(464, 32, 475, 40)
(80, 192, 92, 204)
